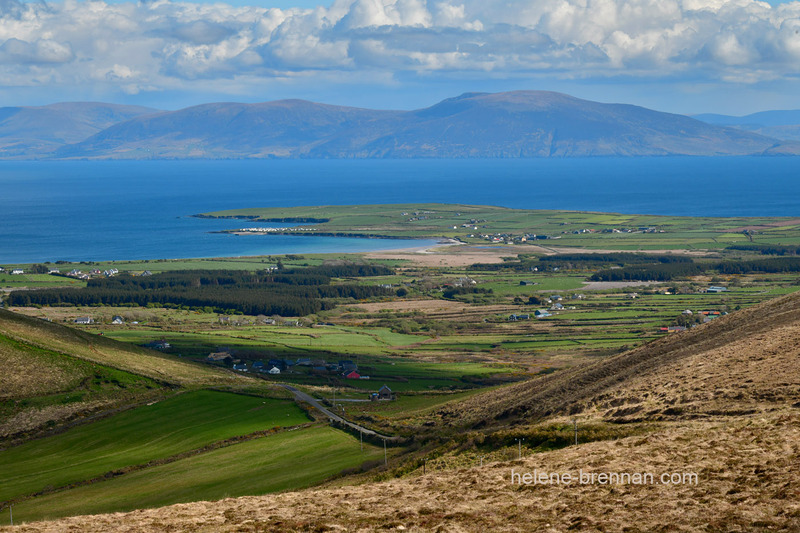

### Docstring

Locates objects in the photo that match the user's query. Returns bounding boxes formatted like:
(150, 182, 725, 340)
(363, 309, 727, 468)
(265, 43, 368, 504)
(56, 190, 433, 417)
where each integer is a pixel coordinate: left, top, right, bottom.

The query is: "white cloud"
(0, 38, 74, 64)
(1, 0, 799, 97)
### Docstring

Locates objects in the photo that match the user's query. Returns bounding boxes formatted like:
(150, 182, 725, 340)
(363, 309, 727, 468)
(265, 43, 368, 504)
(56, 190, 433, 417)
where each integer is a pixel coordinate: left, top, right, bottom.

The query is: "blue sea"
(1, 157, 798, 264)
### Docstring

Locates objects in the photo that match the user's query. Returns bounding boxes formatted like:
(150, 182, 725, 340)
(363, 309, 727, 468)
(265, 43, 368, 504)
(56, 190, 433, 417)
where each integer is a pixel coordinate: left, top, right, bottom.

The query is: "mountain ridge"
(693, 109, 800, 142)
(3, 91, 800, 159)
(0, 103, 159, 158)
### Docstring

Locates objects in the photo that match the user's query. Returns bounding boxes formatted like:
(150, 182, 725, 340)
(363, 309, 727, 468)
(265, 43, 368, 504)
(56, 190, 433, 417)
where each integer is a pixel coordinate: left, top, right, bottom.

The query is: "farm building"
(146, 340, 171, 350)
(378, 385, 395, 400)
(207, 352, 232, 363)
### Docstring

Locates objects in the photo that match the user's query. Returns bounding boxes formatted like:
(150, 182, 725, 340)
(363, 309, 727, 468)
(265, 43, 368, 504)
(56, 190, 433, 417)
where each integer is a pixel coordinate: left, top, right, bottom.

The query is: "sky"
(2, 0, 800, 115)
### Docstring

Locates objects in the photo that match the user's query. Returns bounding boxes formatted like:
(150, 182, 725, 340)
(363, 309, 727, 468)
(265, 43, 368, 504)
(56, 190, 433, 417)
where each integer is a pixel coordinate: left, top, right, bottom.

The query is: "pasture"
(0, 391, 308, 504)
(8, 426, 382, 524)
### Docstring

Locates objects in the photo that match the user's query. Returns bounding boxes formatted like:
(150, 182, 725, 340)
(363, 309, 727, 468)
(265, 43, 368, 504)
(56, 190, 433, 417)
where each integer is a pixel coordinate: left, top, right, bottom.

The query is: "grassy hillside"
(0, 309, 236, 386)
(0, 391, 308, 505)
(9, 426, 382, 524)
(0, 309, 273, 444)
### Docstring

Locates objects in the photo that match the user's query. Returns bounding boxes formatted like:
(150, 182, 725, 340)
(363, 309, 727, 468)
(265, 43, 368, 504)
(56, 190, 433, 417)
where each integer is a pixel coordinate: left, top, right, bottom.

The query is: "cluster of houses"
(211, 354, 370, 379)
(660, 309, 728, 333)
(704, 286, 728, 293)
(566, 227, 664, 235)
(683, 309, 727, 323)
(463, 226, 667, 244)
(145, 339, 171, 350)
(508, 294, 583, 321)
(474, 232, 552, 244)
(73, 315, 128, 325)
(62, 268, 119, 280)
(402, 210, 438, 222)
(509, 309, 554, 320)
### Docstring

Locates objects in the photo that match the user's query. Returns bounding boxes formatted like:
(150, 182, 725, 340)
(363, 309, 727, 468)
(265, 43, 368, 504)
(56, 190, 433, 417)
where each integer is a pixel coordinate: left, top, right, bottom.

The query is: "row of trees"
(470, 253, 692, 272)
(727, 244, 800, 256)
(589, 263, 703, 282)
(7, 264, 394, 316)
(590, 257, 800, 281)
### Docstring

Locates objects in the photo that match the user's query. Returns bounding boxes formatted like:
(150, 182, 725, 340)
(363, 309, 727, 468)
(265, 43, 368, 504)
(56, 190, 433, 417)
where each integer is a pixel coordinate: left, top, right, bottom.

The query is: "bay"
(1, 157, 798, 264)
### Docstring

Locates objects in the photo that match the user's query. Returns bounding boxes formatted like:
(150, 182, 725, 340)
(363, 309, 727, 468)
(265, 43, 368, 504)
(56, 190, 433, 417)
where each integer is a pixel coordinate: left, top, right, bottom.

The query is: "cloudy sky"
(1, 0, 799, 114)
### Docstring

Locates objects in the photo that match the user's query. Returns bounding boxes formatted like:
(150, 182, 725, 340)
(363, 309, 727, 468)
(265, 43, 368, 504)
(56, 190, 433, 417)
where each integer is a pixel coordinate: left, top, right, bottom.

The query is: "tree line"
(7, 264, 394, 316)
(590, 257, 800, 281)
(726, 244, 800, 256)
(470, 253, 692, 272)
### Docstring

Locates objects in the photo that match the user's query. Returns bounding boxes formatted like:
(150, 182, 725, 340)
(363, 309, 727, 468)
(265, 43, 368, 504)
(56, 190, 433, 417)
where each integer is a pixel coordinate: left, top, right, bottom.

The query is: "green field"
(9, 426, 382, 524)
(0, 391, 309, 504)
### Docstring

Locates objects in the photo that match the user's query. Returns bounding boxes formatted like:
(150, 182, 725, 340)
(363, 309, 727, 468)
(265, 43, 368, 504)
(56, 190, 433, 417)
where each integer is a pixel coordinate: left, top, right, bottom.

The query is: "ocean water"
(1, 157, 798, 263)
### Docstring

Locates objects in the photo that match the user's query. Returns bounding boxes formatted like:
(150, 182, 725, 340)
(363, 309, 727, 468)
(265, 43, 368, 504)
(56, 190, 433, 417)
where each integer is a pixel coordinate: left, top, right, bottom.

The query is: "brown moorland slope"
(4, 292, 800, 531)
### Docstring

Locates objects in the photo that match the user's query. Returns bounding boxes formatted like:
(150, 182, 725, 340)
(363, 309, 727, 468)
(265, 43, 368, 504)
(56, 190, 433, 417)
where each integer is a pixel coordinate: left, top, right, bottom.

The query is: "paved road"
(281, 384, 399, 441)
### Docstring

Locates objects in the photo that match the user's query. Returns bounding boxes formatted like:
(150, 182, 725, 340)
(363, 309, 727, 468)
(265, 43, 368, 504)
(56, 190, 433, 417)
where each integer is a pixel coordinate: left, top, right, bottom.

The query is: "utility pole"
(480, 455, 485, 467)
(423, 457, 427, 474)
(572, 418, 578, 445)
(383, 438, 388, 466)
(9, 505, 12, 526)
(360, 429, 363, 451)
(515, 438, 525, 459)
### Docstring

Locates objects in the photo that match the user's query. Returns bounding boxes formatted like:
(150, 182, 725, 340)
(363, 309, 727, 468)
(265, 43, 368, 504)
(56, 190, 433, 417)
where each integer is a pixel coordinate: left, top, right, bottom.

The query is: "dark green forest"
(7, 264, 394, 316)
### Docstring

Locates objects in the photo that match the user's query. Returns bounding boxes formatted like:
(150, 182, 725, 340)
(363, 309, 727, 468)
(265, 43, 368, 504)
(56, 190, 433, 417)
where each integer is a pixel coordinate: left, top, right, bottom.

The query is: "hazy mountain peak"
(3, 91, 799, 160)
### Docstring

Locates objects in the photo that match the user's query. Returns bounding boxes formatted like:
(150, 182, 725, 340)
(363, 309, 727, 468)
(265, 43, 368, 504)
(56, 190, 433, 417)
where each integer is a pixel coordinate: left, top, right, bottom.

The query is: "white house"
(10, 269, 24, 275)
(268, 367, 281, 375)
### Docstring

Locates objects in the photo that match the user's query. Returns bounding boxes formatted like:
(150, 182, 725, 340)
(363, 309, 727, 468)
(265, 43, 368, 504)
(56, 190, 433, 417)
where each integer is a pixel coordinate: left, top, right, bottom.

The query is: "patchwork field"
(0, 391, 308, 505)
(6, 426, 382, 524)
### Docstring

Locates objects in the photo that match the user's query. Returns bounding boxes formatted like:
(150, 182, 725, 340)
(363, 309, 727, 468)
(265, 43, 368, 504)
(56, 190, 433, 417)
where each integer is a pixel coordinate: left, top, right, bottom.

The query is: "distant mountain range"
(692, 110, 800, 142)
(0, 103, 158, 158)
(2, 91, 799, 159)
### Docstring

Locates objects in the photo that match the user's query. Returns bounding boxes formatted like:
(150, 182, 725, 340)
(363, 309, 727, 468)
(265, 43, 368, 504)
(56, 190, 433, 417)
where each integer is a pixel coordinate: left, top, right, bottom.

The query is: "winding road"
(280, 384, 400, 442)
